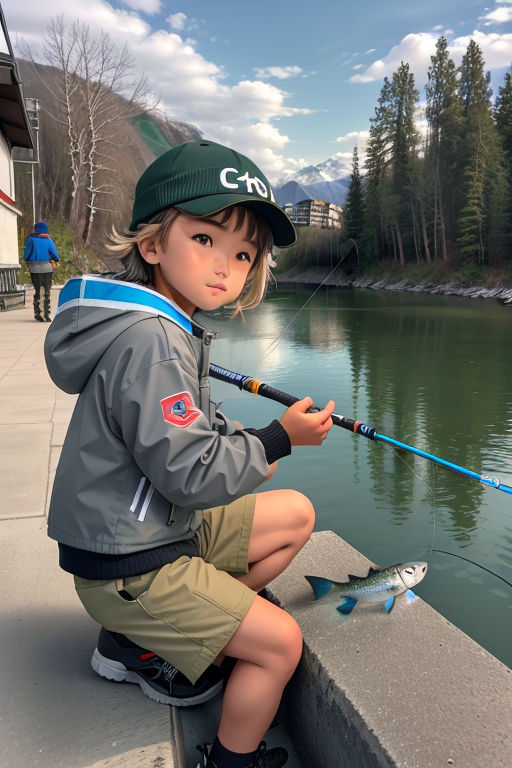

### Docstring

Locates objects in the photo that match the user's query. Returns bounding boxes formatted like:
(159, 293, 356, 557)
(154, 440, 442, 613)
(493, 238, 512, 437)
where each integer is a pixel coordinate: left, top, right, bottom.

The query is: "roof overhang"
(0, 8, 34, 150)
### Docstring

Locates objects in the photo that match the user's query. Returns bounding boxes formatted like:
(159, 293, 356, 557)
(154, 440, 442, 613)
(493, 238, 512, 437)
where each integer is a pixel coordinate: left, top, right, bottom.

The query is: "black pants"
(31, 271, 53, 319)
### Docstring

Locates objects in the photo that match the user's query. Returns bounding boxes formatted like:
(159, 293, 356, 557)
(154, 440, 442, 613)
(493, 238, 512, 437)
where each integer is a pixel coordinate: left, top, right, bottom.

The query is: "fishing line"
(384, 445, 512, 588)
(263, 240, 357, 362)
(430, 550, 512, 588)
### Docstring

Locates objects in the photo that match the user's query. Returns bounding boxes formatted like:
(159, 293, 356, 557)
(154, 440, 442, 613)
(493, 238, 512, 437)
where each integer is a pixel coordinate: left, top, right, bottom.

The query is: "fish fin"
(336, 597, 358, 615)
(305, 575, 334, 600)
(405, 589, 417, 603)
(384, 596, 396, 613)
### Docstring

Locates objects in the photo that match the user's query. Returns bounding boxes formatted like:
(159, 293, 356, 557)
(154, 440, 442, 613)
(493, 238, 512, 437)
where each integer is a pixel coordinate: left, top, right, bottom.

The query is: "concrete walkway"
(0, 290, 177, 768)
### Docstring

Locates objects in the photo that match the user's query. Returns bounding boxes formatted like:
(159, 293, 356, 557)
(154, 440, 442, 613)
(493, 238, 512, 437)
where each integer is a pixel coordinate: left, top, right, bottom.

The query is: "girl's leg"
(217, 594, 303, 753)
(238, 489, 315, 593)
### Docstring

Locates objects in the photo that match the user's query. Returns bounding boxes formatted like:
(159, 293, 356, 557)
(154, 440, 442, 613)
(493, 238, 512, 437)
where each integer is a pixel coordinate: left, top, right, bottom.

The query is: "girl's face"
(140, 208, 258, 316)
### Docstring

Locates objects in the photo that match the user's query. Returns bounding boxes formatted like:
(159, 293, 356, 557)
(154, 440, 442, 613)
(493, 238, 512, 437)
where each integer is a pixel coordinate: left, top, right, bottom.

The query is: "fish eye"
(405, 566, 414, 575)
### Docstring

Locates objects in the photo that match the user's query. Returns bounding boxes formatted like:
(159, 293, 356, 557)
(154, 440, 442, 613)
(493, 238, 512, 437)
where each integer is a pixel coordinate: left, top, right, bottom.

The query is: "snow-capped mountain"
(275, 152, 352, 207)
(274, 178, 350, 208)
(293, 153, 353, 185)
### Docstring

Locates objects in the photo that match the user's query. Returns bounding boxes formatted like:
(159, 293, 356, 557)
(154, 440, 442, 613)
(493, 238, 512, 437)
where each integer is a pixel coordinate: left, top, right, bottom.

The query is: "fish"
(305, 561, 428, 615)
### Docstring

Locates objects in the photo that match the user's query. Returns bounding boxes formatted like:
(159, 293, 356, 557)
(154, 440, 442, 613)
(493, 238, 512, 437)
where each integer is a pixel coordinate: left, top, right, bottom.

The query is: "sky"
(2, 0, 512, 183)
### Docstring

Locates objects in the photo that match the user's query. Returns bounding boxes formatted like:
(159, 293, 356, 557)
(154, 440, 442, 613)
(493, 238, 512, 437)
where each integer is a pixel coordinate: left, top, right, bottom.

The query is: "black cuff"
(245, 419, 291, 464)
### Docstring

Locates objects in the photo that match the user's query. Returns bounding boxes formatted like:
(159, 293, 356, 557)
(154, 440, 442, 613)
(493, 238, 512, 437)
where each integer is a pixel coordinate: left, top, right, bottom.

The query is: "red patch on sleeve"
(160, 391, 201, 428)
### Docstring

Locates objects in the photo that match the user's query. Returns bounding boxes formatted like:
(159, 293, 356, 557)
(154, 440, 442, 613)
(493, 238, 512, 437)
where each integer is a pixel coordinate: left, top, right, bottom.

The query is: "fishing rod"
(209, 363, 512, 497)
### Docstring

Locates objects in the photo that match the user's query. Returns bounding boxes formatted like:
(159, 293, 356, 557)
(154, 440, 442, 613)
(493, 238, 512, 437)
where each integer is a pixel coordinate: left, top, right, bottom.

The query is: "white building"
(0, 6, 34, 310)
(283, 199, 343, 230)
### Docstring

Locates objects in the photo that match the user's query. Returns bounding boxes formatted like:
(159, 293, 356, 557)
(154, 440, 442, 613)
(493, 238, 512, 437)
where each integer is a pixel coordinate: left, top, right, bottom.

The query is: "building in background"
(0, 5, 34, 310)
(283, 199, 343, 230)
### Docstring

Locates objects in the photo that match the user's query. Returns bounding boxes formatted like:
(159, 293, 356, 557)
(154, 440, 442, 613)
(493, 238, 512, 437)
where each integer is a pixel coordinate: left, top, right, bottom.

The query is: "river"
(206, 284, 512, 668)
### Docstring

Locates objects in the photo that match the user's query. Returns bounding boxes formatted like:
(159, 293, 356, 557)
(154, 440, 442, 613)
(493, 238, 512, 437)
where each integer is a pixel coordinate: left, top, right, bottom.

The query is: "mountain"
(274, 177, 350, 208)
(275, 152, 352, 207)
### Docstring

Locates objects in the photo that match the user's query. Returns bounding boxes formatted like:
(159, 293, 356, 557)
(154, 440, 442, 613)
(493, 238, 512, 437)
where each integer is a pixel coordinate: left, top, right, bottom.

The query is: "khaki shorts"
(74, 495, 257, 684)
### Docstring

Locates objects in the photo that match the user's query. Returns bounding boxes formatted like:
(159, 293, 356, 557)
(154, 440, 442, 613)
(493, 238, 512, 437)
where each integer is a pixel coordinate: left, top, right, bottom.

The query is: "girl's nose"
(214, 252, 230, 277)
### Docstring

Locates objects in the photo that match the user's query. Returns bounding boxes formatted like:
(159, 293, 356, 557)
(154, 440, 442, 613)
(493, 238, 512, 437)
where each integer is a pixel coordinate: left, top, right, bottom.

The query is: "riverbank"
(276, 265, 512, 304)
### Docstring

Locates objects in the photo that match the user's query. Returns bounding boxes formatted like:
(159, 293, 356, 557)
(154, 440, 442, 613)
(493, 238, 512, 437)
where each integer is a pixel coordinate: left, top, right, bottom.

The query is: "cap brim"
(177, 194, 296, 247)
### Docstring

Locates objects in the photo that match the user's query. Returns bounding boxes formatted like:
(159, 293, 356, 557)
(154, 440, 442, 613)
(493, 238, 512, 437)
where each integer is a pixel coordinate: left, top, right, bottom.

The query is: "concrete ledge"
(268, 531, 512, 768)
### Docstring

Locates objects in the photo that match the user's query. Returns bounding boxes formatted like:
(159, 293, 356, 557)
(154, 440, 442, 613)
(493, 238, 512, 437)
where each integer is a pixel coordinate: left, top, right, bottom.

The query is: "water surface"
(207, 286, 512, 667)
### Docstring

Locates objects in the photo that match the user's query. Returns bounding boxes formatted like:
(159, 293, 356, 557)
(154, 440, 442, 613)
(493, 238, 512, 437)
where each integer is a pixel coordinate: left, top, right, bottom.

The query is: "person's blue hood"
(34, 221, 49, 234)
(44, 275, 209, 394)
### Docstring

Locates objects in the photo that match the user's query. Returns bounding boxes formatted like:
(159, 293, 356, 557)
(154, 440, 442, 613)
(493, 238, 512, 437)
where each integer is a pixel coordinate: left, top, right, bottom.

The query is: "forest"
(342, 37, 512, 274)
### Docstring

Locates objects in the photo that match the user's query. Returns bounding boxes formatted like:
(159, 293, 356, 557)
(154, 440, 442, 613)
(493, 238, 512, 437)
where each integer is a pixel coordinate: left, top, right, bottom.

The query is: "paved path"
(0, 290, 176, 768)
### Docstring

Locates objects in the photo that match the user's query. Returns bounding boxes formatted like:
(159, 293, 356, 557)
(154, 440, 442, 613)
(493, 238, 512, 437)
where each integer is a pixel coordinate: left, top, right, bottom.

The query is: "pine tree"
(457, 41, 509, 265)
(364, 77, 395, 262)
(390, 62, 419, 264)
(495, 69, 512, 165)
(494, 70, 512, 252)
(425, 37, 462, 261)
(344, 146, 365, 243)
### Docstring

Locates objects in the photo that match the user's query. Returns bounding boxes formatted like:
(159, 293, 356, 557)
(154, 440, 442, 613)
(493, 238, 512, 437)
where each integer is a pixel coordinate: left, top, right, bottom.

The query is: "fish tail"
(305, 575, 334, 600)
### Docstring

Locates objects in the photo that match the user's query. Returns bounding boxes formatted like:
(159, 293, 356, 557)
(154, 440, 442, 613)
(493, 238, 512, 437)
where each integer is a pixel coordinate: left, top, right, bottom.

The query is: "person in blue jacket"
(23, 221, 60, 321)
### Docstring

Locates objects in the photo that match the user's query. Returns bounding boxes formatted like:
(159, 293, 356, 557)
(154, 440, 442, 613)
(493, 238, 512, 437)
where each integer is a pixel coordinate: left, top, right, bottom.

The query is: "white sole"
(90, 648, 223, 707)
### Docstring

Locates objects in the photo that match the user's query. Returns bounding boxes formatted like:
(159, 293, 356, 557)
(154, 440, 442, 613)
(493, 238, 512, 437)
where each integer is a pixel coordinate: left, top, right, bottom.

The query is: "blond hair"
(107, 206, 273, 315)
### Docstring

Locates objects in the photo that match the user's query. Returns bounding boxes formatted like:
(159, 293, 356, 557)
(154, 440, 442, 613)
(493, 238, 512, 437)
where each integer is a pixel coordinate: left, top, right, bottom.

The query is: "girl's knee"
(288, 490, 315, 536)
(275, 611, 303, 672)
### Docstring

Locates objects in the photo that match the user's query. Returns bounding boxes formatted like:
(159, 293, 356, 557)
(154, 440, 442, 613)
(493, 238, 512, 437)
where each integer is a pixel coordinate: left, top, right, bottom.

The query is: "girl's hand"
(279, 397, 335, 447)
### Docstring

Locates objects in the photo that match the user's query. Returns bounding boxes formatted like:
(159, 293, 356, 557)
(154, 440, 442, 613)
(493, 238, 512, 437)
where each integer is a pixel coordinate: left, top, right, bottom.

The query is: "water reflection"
(207, 286, 512, 666)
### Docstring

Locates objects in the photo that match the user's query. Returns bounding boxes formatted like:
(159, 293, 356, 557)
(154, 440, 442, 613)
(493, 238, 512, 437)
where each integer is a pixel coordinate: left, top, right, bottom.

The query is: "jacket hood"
(34, 221, 49, 234)
(44, 275, 207, 394)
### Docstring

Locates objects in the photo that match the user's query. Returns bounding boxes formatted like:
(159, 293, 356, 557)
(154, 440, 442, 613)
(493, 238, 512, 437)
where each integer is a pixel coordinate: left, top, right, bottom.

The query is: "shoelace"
(160, 661, 179, 683)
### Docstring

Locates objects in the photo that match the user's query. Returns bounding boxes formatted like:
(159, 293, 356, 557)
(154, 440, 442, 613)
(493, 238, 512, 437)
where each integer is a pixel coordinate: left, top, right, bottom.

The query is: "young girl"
(45, 140, 334, 768)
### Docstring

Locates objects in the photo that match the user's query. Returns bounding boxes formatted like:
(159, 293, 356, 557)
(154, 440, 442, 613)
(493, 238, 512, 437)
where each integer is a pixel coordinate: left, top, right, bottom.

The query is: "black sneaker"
(91, 628, 223, 706)
(195, 741, 288, 768)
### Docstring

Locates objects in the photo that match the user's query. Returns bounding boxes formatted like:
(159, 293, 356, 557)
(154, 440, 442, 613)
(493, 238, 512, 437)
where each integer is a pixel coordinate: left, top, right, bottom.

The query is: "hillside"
(15, 59, 203, 270)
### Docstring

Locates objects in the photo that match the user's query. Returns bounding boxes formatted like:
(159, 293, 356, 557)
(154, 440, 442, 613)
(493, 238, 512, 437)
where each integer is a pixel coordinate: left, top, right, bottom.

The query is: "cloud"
(167, 12, 187, 31)
(252, 65, 304, 80)
(119, 0, 161, 12)
(335, 130, 370, 166)
(352, 64, 363, 70)
(350, 29, 512, 86)
(2, 0, 314, 183)
(480, 7, 512, 24)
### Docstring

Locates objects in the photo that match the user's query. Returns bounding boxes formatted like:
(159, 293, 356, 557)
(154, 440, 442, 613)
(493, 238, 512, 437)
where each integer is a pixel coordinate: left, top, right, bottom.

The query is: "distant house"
(284, 199, 343, 230)
(0, 6, 34, 310)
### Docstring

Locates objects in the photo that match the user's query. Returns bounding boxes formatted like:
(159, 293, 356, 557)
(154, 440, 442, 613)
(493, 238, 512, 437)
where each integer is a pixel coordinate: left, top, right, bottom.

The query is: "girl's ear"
(138, 235, 160, 265)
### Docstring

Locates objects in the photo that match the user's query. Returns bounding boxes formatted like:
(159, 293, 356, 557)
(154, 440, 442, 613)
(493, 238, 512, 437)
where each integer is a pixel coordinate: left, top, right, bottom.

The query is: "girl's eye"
(193, 234, 212, 246)
(236, 251, 251, 263)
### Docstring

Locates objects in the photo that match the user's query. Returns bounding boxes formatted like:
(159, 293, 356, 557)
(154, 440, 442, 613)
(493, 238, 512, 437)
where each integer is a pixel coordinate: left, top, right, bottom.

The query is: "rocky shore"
(276, 268, 512, 304)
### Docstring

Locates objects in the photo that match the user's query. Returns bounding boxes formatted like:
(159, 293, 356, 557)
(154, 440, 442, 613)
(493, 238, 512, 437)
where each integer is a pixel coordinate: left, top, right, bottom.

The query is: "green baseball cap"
(130, 140, 296, 247)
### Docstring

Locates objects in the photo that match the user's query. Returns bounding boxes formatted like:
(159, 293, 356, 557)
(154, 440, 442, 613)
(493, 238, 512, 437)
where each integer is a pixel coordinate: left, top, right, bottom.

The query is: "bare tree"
(19, 17, 88, 229)
(73, 21, 154, 244)
(19, 16, 156, 247)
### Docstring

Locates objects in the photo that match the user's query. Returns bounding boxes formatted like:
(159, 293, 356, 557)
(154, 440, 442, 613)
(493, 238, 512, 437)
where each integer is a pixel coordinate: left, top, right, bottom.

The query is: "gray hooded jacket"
(45, 275, 271, 566)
